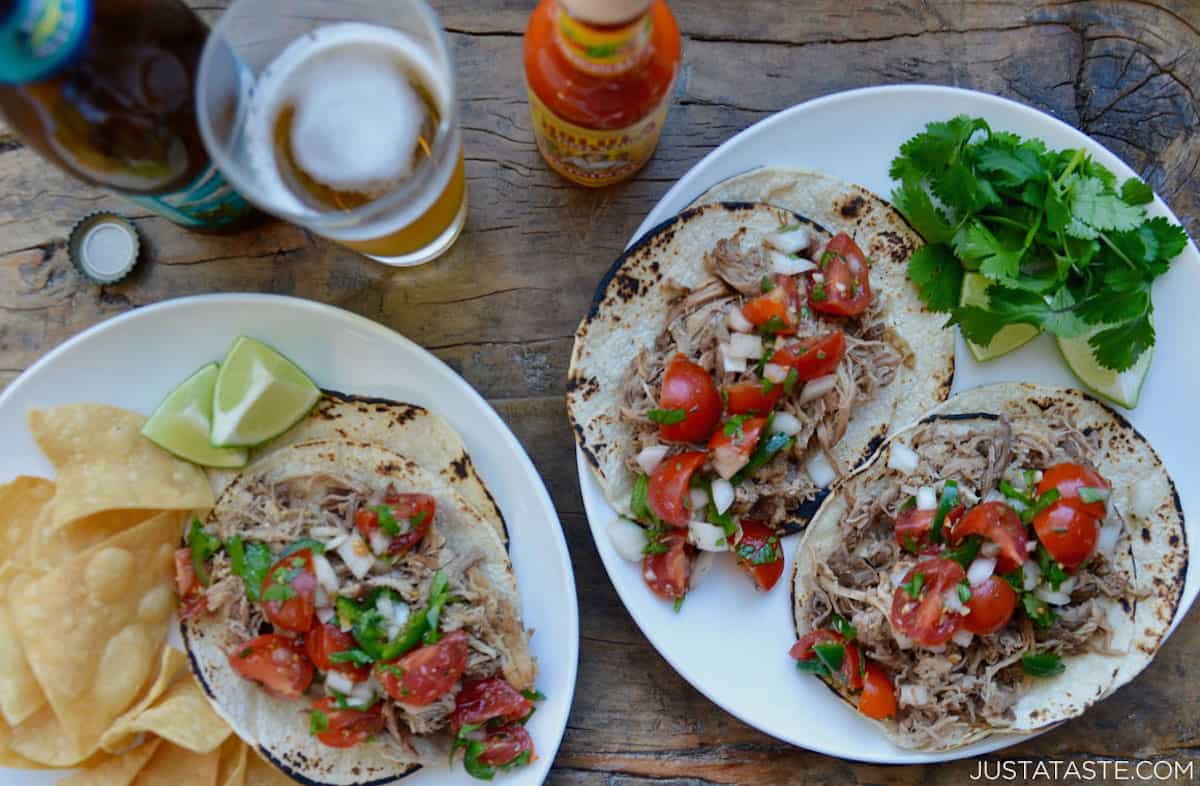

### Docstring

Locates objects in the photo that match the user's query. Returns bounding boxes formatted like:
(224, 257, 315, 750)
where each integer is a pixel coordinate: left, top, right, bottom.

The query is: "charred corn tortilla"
(182, 439, 536, 786)
(567, 189, 952, 532)
(792, 382, 1187, 750)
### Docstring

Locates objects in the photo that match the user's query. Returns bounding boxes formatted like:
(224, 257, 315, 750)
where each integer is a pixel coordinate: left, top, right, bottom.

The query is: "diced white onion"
(386, 623, 401, 641)
(942, 589, 968, 616)
(690, 551, 716, 588)
(1026, 540, 1037, 553)
(313, 553, 339, 594)
(894, 631, 914, 650)
(337, 534, 375, 580)
(887, 442, 919, 475)
(636, 445, 669, 476)
(316, 606, 335, 624)
(322, 533, 349, 552)
(925, 644, 947, 654)
(325, 671, 356, 696)
(1097, 519, 1122, 555)
(688, 520, 730, 552)
(1032, 470, 1044, 483)
(806, 452, 836, 488)
(899, 684, 930, 706)
(729, 332, 764, 359)
(916, 486, 937, 511)
(765, 226, 811, 254)
(812, 272, 826, 284)
(967, 557, 997, 586)
(689, 488, 709, 512)
(769, 250, 817, 275)
(798, 374, 838, 404)
(607, 518, 647, 563)
(315, 586, 329, 608)
(952, 629, 975, 648)
(1059, 576, 1078, 594)
(1007, 497, 1027, 514)
(310, 526, 342, 539)
(983, 489, 1006, 504)
(376, 592, 394, 619)
(711, 478, 735, 514)
(981, 541, 1000, 558)
(344, 681, 375, 708)
(1036, 587, 1072, 606)
(770, 411, 802, 436)
(763, 363, 789, 384)
(726, 307, 754, 333)
(1022, 558, 1041, 591)
(720, 343, 748, 374)
(365, 528, 390, 556)
(1132, 478, 1156, 519)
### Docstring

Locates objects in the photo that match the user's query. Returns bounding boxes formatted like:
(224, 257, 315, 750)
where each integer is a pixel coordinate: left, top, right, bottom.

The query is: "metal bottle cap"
(560, 0, 654, 25)
(68, 212, 141, 284)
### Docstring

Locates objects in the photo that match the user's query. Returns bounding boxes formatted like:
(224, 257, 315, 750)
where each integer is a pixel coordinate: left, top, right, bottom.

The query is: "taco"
(180, 439, 539, 784)
(567, 181, 953, 602)
(789, 382, 1187, 750)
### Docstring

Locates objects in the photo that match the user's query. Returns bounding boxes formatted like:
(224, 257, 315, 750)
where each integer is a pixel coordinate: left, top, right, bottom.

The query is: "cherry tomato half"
(174, 548, 206, 621)
(642, 532, 693, 600)
(310, 696, 384, 749)
(1037, 463, 1110, 520)
(963, 575, 1018, 635)
(646, 450, 707, 526)
(658, 354, 722, 444)
(858, 661, 897, 720)
(1033, 500, 1100, 570)
(789, 629, 863, 691)
(724, 380, 783, 415)
(476, 723, 535, 767)
(261, 549, 318, 633)
(376, 630, 470, 706)
(951, 501, 1029, 574)
(890, 558, 966, 648)
(708, 416, 766, 480)
(733, 519, 784, 592)
(770, 330, 846, 381)
(355, 492, 436, 557)
(809, 233, 871, 317)
(228, 633, 314, 700)
(894, 505, 964, 555)
(306, 622, 370, 682)
(741, 275, 801, 335)
(451, 677, 533, 732)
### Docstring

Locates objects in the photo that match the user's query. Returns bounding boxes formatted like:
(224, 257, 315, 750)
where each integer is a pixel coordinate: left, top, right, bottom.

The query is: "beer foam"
(290, 50, 425, 194)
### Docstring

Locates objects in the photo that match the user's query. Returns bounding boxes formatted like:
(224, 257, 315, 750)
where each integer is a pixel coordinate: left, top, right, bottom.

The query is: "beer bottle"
(0, 0, 257, 230)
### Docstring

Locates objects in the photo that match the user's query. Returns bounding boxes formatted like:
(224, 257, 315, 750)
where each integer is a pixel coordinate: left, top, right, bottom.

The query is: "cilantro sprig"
(892, 115, 1189, 372)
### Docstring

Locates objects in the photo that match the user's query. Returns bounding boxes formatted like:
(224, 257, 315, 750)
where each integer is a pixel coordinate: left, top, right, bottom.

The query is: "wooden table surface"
(2, 1, 1198, 783)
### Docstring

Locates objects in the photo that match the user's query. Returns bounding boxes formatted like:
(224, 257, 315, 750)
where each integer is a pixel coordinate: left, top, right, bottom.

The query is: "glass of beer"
(195, 0, 465, 266)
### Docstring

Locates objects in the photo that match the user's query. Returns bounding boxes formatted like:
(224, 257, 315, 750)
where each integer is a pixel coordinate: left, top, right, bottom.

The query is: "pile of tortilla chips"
(0, 404, 290, 785)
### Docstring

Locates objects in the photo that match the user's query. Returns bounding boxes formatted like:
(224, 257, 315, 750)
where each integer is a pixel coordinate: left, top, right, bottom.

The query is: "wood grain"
(0, 1, 1197, 783)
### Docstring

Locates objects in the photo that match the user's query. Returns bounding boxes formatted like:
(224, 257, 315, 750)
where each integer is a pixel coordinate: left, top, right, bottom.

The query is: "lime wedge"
(960, 273, 1040, 362)
(211, 337, 320, 447)
(142, 363, 249, 468)
(1057, 325, 1152, 409)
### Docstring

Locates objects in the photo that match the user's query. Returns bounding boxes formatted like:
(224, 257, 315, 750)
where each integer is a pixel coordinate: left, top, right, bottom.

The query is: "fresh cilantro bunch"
(891, 115, 1189, 371)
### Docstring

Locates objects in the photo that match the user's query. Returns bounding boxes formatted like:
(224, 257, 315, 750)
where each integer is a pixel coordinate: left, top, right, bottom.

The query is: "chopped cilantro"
(811, 642, 844, 673)
(760, 276, 775, 293)
(723, 415, 748, 438)
(1022, 592, 1056, 628)
(810, 281, 828, 302)
(310, 709, 329, 735)
(901, 571, 926, 600)
(1021, 488, 1061, 524)
(1077, 486, 1109, 504)
(756, 315, 789, 336)
(830, 614, 856, 640)
(1021, 651, 1065, 677)
(374, 505, 402, 536)
(930, 480, 959, 543)
(957, 582, 972, 604)
(647, 408, 687, 425)
(1037, 545, 1070, 591)
(673, 595, 685, 613)
(783, 367, 800, 395)
(186, 518, 221, 587)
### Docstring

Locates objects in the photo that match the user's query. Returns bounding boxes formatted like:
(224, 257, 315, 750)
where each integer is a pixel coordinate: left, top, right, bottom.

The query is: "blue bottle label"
(0, 0, 91, 83)
(126, 161, 255, 229)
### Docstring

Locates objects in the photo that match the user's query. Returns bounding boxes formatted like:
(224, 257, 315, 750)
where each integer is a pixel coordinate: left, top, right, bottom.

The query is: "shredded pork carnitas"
(798, 410, 1141, 748)
(618, 232, 906, 528)
(200, 473, 510, 746)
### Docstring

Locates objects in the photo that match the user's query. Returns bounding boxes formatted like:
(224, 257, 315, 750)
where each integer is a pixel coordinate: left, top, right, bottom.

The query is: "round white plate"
(0, 293, 578, 785)
(576, 84, 1199, 764)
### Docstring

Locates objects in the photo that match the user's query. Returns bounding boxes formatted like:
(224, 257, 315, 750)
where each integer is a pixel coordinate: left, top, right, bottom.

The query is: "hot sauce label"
(527, 85, 671, 187)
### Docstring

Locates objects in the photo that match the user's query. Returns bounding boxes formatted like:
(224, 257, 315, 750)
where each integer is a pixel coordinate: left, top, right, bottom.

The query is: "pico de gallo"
(177, 477, 541, 779)
(792, 408, 1139, 748)
(609, 223, 906, 606)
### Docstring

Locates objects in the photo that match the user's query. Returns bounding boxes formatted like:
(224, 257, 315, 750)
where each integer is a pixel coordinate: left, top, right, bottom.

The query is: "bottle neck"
(0, 0, 91, 84)
(552, 0, 654, 77)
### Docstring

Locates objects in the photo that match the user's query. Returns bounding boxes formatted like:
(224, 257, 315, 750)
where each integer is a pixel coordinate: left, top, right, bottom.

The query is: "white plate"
(576, 84, 1199, 764)
(0, 293, 578, 785)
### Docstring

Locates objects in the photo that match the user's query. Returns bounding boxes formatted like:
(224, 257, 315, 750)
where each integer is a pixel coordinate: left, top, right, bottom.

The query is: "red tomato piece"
(476, 723, 536, 767)
(770, 330, 846, 381)
(724, 380, 783, 415)
(305, 622, 370, 682)
(451, 677, 533, 732)
(658, 354, 722, 443)
(963, 575, 1018, 635)
(858, 661, 897, 720)
(950, 501, 1029, 574)
(228, 633, 314, 700)
(355, 491, 436, 557)
(376, 630, 469, 706)
(789, 629, 863, 691)
(261, 549, 318, 633)
(642, 532, 693, 600)
(810, 233, 871, 317)
(310, 696, 384, 749)
(733, 519, 784, 592)
(707, 416, 766, 480)
(741, 275, 800, 335)
(174, 548, 206, 620)
(890, 558, 966, 648)
(1033, 500, 1100, 570)
(646, 450, 707, 526)
(1036, 463, 1110, 520)
(894, 505, 964, 555)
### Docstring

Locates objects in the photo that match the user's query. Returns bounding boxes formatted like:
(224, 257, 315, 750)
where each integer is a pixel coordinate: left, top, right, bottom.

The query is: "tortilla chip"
(27, 404, 213, 529)
(132, 740, 220, 786)
(0, 476, 54, 725)
(26, 509, 162, 575)
(99, 647, 191, 754)
(0, 716, 48, 769)
(215, 738, 247, 786)
(102, 670, 231, 754)
(57, 740, 162, 786)
(8, 511, 180, 756)
(245, 749, 300, 786)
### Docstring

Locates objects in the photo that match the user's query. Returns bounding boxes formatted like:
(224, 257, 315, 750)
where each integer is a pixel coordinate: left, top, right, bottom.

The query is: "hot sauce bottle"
(524, 0, 681, 187)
